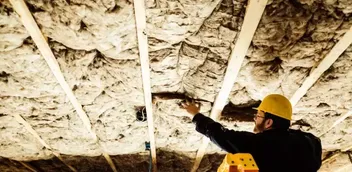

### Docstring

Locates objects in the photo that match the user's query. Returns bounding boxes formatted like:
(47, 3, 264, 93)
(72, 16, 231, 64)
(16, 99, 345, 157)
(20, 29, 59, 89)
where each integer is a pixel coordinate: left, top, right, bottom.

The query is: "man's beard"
(253, 121, 266, 133)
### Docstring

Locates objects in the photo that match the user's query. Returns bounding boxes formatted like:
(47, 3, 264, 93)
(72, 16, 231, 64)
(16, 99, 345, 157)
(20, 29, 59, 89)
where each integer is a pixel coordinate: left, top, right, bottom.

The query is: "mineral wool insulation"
(1, 0, 352, 171)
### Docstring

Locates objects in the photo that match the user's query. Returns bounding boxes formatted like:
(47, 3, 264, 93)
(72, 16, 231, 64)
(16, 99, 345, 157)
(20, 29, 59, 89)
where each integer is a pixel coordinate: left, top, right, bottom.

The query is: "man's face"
(253, 110, 266, 133)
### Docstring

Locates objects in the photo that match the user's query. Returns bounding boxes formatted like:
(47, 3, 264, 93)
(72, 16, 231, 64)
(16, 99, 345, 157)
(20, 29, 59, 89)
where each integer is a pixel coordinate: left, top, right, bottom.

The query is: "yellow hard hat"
(253, 94, 292, 120)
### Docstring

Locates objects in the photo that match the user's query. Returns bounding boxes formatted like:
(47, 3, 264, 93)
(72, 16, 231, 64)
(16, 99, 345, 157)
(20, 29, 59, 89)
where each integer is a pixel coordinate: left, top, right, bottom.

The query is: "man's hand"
(181, 99, 201, 116)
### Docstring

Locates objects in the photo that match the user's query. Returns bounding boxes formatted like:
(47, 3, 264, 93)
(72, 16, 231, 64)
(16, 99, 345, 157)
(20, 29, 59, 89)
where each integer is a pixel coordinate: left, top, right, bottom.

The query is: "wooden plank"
(9, 1, 116, 172)
(103, 153, 118, 172)
(133, 0, 157, 171)
(190, 0, 268, 171)
(19, 161, 38, 172)
(290, 26, 352, 109)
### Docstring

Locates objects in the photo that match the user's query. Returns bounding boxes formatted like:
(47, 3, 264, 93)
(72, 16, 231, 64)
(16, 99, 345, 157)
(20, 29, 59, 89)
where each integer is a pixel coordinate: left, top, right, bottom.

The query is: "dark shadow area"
(1, 150, 223, 172)
(61, 155, 113, 172)
(28, 156, 73, 172)
(0, 157, 31, 172)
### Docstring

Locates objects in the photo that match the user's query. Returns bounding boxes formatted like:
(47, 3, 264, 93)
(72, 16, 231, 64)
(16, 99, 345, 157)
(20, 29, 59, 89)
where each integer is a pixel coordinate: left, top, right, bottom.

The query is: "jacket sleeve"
(192, 113, 256, 154)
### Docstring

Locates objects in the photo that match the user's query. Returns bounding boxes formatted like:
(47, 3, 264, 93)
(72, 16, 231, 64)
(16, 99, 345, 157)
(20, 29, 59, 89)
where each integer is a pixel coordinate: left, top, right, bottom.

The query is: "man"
(182, 94, 322, 172)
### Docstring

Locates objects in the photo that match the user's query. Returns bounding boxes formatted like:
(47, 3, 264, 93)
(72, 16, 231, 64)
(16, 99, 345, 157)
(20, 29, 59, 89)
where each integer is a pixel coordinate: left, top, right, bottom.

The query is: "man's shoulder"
(288, 129, 320, 140)
(258, 129, 321, 145)
(288, 129, 323, 170)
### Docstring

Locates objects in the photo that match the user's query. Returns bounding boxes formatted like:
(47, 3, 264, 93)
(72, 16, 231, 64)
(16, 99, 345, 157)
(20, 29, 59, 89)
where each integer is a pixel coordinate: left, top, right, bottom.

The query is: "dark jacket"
(192, 113, 322, 172)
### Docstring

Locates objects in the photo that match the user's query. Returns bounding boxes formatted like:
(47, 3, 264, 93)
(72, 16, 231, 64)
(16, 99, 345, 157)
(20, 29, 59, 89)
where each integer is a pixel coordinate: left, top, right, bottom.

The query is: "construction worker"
(181, 94, 322, 172)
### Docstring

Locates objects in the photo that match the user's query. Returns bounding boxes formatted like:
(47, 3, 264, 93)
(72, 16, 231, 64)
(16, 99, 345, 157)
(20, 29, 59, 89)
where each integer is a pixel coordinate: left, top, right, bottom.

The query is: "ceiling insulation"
(1, 0, 352, 171)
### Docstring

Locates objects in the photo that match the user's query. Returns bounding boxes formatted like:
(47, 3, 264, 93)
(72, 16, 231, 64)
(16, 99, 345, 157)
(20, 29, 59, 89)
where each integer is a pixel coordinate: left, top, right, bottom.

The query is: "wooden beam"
(133, 0, 157, 171)
(53, 152, 78, 172)
(323, 152, 352, 171)
(342, 145, 352, 152)
(323, 152, 341, 164)
(9, 0, 96, 141)
(9, 1, 117, 172)
(318, 110, 352, 137)
(13, 114, 52, 149)
(290, 26, 352, 168)
(13, 114, 77, 172)
(290, 26, 352, 109)
(190, 0, 268, 171)
(323, 149, 352, 166)
(103, 153, 118, 172)
(322, 146, 352, 165)
(290, 27, 352, 166)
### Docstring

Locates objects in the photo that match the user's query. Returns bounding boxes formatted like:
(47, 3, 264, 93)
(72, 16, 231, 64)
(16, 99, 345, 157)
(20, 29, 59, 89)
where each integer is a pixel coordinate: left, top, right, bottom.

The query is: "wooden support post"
(190, 0, 268, 171)
(133, 0, 157, 171)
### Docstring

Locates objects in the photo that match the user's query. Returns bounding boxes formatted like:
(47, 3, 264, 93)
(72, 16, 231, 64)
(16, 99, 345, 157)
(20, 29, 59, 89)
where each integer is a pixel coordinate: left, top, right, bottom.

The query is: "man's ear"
(265, 119, 273, 129)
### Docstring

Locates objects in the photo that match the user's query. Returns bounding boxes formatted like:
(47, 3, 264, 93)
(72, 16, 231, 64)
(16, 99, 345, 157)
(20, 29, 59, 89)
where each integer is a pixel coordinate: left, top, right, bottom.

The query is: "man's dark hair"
(264, 112, 290, 130)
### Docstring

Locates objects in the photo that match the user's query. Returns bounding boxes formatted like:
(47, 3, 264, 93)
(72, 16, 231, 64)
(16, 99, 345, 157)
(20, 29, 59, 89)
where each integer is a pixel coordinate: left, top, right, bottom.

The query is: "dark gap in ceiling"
(152, 92, 211, 103)
(136, 106, 147, 122)
(220, 101, 261, 122)
(150, 92, 260, 122)
(25, 1, 45, 13)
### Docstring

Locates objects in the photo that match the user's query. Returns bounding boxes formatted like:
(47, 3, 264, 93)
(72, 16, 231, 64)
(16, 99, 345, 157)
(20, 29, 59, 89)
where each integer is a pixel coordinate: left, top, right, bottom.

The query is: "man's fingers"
(180, 101, 188, 108)
(186, 99, 193, 106)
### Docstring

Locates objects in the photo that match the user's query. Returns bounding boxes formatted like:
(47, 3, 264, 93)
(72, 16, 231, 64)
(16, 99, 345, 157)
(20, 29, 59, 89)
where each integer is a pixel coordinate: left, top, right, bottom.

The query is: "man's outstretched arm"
(192, 113, 255, 153)
(181, 100, 255, 153)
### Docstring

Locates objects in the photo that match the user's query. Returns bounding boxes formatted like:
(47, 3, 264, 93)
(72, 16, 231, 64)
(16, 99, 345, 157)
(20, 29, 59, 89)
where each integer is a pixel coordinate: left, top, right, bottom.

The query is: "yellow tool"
(217, 153, 259, 172)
